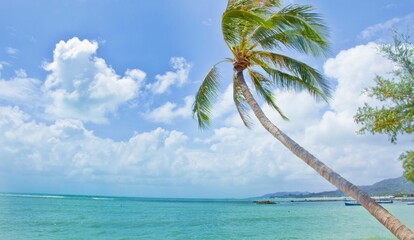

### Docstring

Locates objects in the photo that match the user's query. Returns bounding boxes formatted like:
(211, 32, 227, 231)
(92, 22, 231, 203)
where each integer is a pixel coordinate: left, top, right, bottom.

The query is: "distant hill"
(260, 177, 414, 198)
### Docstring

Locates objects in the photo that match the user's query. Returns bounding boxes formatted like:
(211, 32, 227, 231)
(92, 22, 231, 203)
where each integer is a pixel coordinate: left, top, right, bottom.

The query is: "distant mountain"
(260, 177, 414, 198)
(362, 177, 414, 194)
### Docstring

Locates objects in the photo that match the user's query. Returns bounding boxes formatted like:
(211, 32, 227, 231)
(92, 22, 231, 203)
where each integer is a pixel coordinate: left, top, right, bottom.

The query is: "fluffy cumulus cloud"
(147, 57, 191, 94)
(324, 42, 395, 113)
(0, 106, 304, 197)
(0, 107, 185, 185)
(145, 96, 194, 124)
(43, 37, 146, 123)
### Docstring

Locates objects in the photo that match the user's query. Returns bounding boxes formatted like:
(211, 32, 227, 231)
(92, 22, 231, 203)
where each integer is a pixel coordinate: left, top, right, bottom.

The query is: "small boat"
(344, 199, 393, 206)
(376, 199, 393, 204)
(344, 200, 360, 206)
(253, 200, 277, 205)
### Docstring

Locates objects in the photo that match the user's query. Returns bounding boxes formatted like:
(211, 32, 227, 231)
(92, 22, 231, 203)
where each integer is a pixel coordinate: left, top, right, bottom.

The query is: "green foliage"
(227, 0, 281, 9)
(401, 151, 414, 182)
(394, 192, 405, 198)
(248, 68, 288, 120)
(251, 51, 331, 101)
(355, 76, 414, 142)
(192, 65, 221, 129)
(252, 5, 329, 56)
(354, 32, 414, 182)
(193, 0, 331, 129)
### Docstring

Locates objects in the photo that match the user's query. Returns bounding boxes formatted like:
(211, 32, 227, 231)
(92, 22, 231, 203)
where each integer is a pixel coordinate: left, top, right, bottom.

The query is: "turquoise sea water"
(0, 193, 413, 240)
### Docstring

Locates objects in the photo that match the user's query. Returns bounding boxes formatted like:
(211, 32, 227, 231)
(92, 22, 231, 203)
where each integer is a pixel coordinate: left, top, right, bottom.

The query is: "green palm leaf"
(248, 68, 288, 120)
(250, 5, 329, 56)
(227, 0, 281, 11)
(252, 51, 331, 101)
(222, 10, 269, 46)
(192, 64, 221, 129)
(263, 66, 329, 102)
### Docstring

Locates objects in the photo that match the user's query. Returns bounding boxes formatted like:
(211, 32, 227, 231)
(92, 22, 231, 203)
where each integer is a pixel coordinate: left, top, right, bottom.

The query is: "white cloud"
(360, 13, 414, 41)
(0, 70, 41, 103)
(145, 96, 193, 124)
(324, 42, 394, 114)
(43, 37, 146, 123)
(360, 18, 401, 39)
(212, 84, 236, 119)
(0, 40, 409, 198)
(147, 57, 191, 94)
(14, 69, 27, 78)
(0, 105, 319, 197)
(5, 47, 19, 56)
(0, 61, 10, 73)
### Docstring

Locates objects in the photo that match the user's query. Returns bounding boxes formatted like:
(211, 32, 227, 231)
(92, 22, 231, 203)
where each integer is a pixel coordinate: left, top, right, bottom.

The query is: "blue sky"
(0, 0, 413, 198)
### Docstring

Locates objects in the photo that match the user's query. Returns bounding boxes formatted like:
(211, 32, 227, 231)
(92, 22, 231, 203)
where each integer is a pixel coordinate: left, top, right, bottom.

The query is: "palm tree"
(192, 1, 414, 239)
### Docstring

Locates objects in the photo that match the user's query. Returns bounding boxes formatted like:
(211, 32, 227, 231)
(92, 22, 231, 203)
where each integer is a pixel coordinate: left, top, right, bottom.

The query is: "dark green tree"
(355, 32, 414, 183)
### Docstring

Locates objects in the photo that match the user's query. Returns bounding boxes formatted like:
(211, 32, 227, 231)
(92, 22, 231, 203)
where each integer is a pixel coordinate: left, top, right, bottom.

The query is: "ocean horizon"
(1, 192, 413, 239)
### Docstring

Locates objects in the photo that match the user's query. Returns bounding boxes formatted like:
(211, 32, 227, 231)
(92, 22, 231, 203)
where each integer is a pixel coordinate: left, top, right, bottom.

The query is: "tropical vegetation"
(355, 32, 414, 183)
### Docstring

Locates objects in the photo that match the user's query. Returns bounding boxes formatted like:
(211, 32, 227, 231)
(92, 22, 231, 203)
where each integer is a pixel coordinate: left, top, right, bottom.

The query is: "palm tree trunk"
(235, 71, 414, 240)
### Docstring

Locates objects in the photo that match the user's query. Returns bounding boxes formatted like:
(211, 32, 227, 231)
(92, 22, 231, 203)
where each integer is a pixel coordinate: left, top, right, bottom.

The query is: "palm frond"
(261, 65, 329, 102)
(248, 68, 288, 120)
(227, 0, 281, 11)
(251, 5, 329, 56)
(252, 51, 331, 101)
(233, 73, 254, 128)
(192, 64, 221, 129)
(222, 9, 269, 46)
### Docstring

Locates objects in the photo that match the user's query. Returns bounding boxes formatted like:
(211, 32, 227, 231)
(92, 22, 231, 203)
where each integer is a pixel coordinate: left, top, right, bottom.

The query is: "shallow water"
(0, 193, 413, 239)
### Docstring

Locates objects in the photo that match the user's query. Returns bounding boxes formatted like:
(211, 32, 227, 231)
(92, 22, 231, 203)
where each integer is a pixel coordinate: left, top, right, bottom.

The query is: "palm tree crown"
(193, 0, 331, 128)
